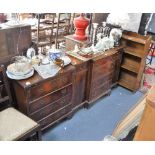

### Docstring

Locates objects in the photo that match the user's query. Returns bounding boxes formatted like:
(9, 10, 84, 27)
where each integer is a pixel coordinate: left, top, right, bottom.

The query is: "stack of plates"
(6, 63, 34, 80)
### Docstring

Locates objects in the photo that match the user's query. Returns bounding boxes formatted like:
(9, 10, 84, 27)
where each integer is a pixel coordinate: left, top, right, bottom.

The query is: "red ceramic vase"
(73, 13, 89, 41)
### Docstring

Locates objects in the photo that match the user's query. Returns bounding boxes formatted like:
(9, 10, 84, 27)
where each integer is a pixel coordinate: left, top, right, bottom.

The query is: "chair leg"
(36, 129, 42, 141)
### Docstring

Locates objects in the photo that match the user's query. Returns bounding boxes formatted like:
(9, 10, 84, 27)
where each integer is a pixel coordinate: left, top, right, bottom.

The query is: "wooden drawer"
(30, 94, 72, 121)
(91, 72, 113, 88)
(29, 72, 72, 101)
(39, 104, 72, 129)
(29, 85, 72, 113)
(92, 62, 112, 80)
(90, 80, 111, 100)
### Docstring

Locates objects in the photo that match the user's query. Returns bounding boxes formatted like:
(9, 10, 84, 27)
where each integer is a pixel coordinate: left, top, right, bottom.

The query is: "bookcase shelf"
(124, 46, 144, 58)
(119, 31, 152, 91)
(121, 64, 138, 74)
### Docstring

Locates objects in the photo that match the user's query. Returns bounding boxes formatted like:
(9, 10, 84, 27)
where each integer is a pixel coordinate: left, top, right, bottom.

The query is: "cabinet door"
(72, 69, 87, 109)
(112, 51, 123, 86)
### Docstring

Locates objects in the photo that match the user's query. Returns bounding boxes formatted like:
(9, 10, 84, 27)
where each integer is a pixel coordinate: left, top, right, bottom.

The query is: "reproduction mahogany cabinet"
(11, 47, 123, 129)
(86, 47, 123, 105)
(119, 31, 152, 91)
(0, 25, 31, 65)
(12, 65, 75, 130)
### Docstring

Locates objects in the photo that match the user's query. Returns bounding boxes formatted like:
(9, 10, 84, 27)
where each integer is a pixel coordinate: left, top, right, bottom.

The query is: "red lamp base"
(73, 34, 87, 41)
(73, 13, 89, 41)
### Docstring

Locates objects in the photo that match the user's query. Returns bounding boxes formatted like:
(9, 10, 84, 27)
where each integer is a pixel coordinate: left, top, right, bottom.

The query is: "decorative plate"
(7, 63, 33, 76)
(6, 69, 34, 80)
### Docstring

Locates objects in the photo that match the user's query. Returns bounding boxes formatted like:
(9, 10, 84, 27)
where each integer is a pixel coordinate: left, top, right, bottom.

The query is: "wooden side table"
(65, 35, 90, 51)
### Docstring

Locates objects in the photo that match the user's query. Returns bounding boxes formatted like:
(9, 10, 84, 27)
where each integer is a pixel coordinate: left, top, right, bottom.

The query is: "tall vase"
(73, 13, 89, 41)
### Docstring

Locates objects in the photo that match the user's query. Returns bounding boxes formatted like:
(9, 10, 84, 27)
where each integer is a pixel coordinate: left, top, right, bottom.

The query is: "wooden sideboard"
(12, 65, 75, 130)
(0, 25, 31, 65)
(11, 47, 123, 130)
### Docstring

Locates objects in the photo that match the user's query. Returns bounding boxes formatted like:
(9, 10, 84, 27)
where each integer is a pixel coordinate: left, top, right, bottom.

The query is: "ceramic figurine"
(73, 44, 80, 53)
(110, 28, 122, 46)
(26, 47, 36, 59)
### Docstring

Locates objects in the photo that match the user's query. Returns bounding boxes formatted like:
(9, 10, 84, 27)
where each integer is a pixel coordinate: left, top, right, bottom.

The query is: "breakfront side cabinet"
(12, 65, 75, 130)
(86, 47, 123, 105)
(0, 25, 31, 65)
(119, 31, 152, 91)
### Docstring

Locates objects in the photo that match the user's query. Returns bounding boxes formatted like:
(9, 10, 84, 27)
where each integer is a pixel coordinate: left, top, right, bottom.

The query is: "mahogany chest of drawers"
(12, 65, 75, 130)
(85, 47, 123, 105)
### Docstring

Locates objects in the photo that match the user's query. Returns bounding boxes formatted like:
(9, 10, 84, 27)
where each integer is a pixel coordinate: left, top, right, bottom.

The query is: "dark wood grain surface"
(0, 25, 31, 65)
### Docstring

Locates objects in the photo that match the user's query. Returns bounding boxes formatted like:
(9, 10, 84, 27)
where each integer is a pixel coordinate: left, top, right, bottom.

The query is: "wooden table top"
(66, 46, 124, 62)
(13, 64, 75, 89)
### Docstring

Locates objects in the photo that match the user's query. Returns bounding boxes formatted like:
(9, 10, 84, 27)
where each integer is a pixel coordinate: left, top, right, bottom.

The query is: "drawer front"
(91, 72, 113, 88)
(90, 80, 111, 100)
(93, 56, 112, 67)
(39, 104, 72, 129)
(30, 94, 72, 121)
(92, 62, 112, 80)
(29, 72, 72, 101)
(29, 85, 72, 113)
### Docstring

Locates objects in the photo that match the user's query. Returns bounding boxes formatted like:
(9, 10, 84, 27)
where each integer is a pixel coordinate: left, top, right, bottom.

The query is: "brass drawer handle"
(60, 99, 65, 104)
(62, 77, 67, 83)
(39, 111, 44, 117)
(40, 102, 44, 105)
(61, 88, 67, 95)
(111, 64, 115, 69)
(38, 87, 44, 93)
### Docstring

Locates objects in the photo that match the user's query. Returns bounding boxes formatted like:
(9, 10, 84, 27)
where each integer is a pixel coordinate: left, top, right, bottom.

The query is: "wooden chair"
(32, 13, 56, 51)
(55, 13, 72, 48)
(0, 65, 41, 141)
